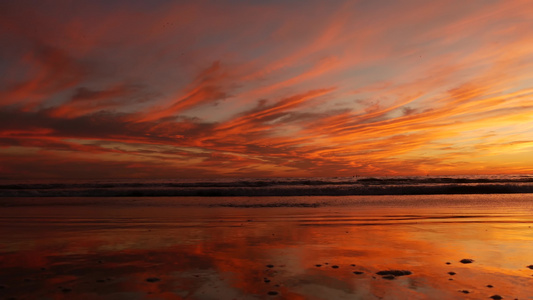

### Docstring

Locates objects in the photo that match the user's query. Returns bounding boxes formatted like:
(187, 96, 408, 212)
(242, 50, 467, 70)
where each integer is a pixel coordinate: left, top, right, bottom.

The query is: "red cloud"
(1, 0, 533, 178)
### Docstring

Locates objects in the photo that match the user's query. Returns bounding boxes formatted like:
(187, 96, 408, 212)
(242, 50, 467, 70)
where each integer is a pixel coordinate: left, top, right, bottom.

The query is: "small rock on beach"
(146, 277, 161, 283)
(267, 291, 279, 296)
(460, 259, 474, 264)
(489, 295, 503, 300)
(376, 270, 412, 276)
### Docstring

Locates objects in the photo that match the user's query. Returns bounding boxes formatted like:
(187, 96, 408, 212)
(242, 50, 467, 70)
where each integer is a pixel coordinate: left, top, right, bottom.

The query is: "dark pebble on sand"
(267, 291, 278, 296)
(351, 264, 356, 267)
(62, 288, 72, 293)
(146, 277, 161, 283)
(448, 272, 456, 276)
(332, 265, 339, 269)
(460, 290, 470, 294)
(315, 264, 322, 267)
(376, 270, 412, 276)
(264, 278, 271, 283)
(446, 262, 451, 265)
(527, 265, 533, 269)
(382, 275, 396, 280)
(460, 259, 474, 264)
(490, 295, 503, 300)
(324, 263, 329, 265)
(353, 271, 364, 275)
(487, 284, 493, 288)
(266, 264, 274, 268)
(449, 278, 453, 281)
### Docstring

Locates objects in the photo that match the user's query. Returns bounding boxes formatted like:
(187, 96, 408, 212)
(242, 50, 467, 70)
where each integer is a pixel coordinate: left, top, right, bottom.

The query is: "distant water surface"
(1, 174, 533, 197)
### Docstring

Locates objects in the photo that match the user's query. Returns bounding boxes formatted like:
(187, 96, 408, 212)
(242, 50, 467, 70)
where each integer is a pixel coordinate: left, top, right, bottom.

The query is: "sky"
(0, 0, 532, 179)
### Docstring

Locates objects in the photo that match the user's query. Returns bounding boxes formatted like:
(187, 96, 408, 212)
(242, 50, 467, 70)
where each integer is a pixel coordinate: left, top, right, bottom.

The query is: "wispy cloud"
(1, 0, 532, 178)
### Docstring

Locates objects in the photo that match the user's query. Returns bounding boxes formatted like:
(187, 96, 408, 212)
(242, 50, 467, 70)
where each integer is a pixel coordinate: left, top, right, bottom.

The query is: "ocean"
(1, 174, 533, 198)
(1, 175, 533, 299)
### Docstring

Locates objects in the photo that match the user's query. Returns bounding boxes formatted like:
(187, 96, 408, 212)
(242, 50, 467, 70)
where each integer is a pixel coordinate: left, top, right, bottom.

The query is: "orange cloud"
(1, 0, 532, 178)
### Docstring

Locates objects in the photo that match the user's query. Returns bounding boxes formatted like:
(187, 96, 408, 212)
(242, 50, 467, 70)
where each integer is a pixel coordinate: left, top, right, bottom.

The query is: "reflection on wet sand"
(1, 202, 533, 299)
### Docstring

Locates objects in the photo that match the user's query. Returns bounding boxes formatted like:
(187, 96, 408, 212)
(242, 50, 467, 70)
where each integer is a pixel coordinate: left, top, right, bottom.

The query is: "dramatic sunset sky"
(1, 0, 532, 179)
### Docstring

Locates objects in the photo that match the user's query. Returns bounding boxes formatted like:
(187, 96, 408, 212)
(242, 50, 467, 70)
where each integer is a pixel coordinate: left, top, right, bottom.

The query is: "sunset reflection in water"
(1, 197, 533, 299)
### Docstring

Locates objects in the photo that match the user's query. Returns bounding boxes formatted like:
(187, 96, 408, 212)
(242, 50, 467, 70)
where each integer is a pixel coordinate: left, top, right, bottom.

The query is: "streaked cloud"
(1, 0, 532, 178)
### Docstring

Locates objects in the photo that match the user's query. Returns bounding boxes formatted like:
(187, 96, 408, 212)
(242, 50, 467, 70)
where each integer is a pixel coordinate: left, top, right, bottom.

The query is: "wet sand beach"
(1, 194, 533, 299)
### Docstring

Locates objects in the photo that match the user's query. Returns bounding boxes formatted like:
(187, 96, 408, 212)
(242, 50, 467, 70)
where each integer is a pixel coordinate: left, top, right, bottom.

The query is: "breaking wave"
(1, 175, 532, 197)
